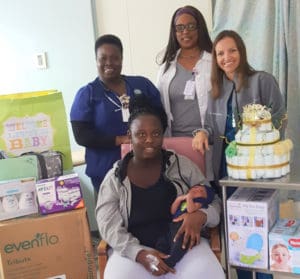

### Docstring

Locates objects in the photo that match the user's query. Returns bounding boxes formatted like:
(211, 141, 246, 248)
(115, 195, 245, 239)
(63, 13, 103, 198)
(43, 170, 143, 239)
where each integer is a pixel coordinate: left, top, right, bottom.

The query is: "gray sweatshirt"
(95, 150, 221, 261)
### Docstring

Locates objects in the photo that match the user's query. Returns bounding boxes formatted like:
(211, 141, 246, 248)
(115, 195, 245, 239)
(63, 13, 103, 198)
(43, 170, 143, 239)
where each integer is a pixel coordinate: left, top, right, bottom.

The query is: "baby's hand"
(177, 195, 187, 201)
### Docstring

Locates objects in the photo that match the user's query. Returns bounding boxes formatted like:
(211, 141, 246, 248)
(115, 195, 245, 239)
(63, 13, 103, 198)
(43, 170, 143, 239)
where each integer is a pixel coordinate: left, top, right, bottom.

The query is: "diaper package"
(269, 219, 300, 274)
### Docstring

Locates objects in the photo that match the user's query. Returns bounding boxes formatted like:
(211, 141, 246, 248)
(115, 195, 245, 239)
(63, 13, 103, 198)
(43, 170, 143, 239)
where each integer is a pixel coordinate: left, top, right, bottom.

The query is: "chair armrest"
(209, 226, 222, 262)
(209, 226, 221, 251)
(97, 240, 109, 279)
(97, 239, 109, 255)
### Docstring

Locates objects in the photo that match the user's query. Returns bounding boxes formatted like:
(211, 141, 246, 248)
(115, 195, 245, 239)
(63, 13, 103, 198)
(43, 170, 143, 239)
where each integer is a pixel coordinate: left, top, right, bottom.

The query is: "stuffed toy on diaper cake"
(226, 104, 293, 180)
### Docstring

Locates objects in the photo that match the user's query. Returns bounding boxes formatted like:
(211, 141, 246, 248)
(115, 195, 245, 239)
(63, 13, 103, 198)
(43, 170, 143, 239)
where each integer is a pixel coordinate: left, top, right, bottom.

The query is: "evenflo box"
(0, 177, 38, 221)
(227, 188, 279, 269)
(269, 219, 300, 274)
(0, 208, 96, 279)
(36, 173, 84, 214)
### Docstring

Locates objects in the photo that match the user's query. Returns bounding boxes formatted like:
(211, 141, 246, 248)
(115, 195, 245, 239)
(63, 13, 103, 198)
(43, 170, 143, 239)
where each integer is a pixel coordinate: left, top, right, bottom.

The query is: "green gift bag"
(0, 90, 72, 170)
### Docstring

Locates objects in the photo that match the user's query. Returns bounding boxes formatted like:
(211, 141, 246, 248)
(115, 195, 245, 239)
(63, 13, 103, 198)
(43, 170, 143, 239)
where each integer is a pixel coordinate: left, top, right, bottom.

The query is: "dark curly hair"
(128, 94, 168, 133)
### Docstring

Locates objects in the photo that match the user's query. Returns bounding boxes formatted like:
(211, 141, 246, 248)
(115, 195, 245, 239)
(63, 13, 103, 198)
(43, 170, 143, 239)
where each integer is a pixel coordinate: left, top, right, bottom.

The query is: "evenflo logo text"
(4, 233, 59, 254)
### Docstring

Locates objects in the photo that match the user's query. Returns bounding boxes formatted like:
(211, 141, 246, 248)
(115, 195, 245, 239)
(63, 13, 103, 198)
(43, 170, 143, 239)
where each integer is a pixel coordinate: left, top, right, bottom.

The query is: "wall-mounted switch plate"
(35, 52, 47, 69)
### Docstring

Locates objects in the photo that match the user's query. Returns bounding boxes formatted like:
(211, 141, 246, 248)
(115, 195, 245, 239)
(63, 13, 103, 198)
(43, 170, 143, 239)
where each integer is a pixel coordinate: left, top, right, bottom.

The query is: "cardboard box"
(227, 188, 279, 269)
(36, 173, 84, 214)
(269, 219, 300, 274)
(0, 208, 96, 279)
(0, 178, 38, 221)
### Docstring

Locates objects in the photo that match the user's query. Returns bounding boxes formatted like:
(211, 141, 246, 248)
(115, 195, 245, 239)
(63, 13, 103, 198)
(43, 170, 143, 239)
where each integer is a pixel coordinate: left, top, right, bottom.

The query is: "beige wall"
(95, 0, 212, 83)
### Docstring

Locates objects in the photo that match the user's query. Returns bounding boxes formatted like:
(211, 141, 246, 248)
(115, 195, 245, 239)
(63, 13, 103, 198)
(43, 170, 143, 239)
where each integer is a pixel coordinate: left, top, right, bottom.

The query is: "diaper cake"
(225, 104, 292, 179)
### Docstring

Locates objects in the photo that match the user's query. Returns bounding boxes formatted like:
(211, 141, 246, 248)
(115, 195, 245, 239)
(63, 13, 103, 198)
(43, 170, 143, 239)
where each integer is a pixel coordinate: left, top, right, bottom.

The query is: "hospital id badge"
(183, 80, 196, 100)
(122, 107, 130, 122)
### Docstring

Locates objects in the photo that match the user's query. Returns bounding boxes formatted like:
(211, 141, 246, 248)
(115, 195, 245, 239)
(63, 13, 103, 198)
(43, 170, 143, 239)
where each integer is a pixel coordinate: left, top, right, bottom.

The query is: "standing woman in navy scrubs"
(70, 34, 162, 193)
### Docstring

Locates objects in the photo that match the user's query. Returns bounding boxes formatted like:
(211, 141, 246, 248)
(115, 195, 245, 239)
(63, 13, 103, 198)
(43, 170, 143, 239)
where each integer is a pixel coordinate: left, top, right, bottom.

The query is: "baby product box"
(0, 155, 39, 181)
(0, 208, 96, 279)
(36, 173, 84, 214)
(227, 187, 279, 269)
(0, 177, 38, 221)
(269, 219, 300, 274)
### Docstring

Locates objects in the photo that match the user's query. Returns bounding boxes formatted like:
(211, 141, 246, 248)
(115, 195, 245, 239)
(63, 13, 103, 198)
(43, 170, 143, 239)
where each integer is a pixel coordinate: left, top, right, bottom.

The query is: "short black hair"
(128, 94, 168, 133)
(94, 34, 123, 57)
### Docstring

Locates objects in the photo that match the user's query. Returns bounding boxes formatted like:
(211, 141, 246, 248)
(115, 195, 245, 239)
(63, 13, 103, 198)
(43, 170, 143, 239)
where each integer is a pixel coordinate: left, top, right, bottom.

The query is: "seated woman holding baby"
(95, 95, 224, 279)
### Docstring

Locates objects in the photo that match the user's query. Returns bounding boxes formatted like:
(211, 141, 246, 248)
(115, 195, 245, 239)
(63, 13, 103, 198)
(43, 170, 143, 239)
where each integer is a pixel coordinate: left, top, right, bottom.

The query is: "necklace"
(179, 50, 202, 59)
(179, 54, 198, 59)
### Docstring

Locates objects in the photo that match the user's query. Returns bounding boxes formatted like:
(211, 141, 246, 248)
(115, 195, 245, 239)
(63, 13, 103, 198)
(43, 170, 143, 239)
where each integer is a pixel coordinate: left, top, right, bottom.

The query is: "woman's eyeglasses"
(175, 23, 198, 32)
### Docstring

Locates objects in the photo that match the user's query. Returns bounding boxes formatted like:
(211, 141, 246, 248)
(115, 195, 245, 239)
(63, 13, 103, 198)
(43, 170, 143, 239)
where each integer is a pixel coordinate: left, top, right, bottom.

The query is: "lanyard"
(99, 77, 132, 113)
(104, 92, 122, 112)
(232, 83, 242, 130)
(99, 78, 124, 111)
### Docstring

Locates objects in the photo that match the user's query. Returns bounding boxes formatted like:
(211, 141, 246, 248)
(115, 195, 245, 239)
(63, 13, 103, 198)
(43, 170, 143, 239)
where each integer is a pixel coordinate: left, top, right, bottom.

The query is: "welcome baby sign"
(2, 114, 53, 155)
(0, 90, 72, 170)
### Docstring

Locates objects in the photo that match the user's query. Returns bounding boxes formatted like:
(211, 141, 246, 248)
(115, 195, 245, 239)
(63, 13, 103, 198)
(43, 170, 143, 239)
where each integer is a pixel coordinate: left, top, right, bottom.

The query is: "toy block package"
(269, 219, 300, 274)
(0, 177, 38, 221)
(0, 208, 96, 279)
(35, 173, 84, 214)
(227, 187, 279, 269)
